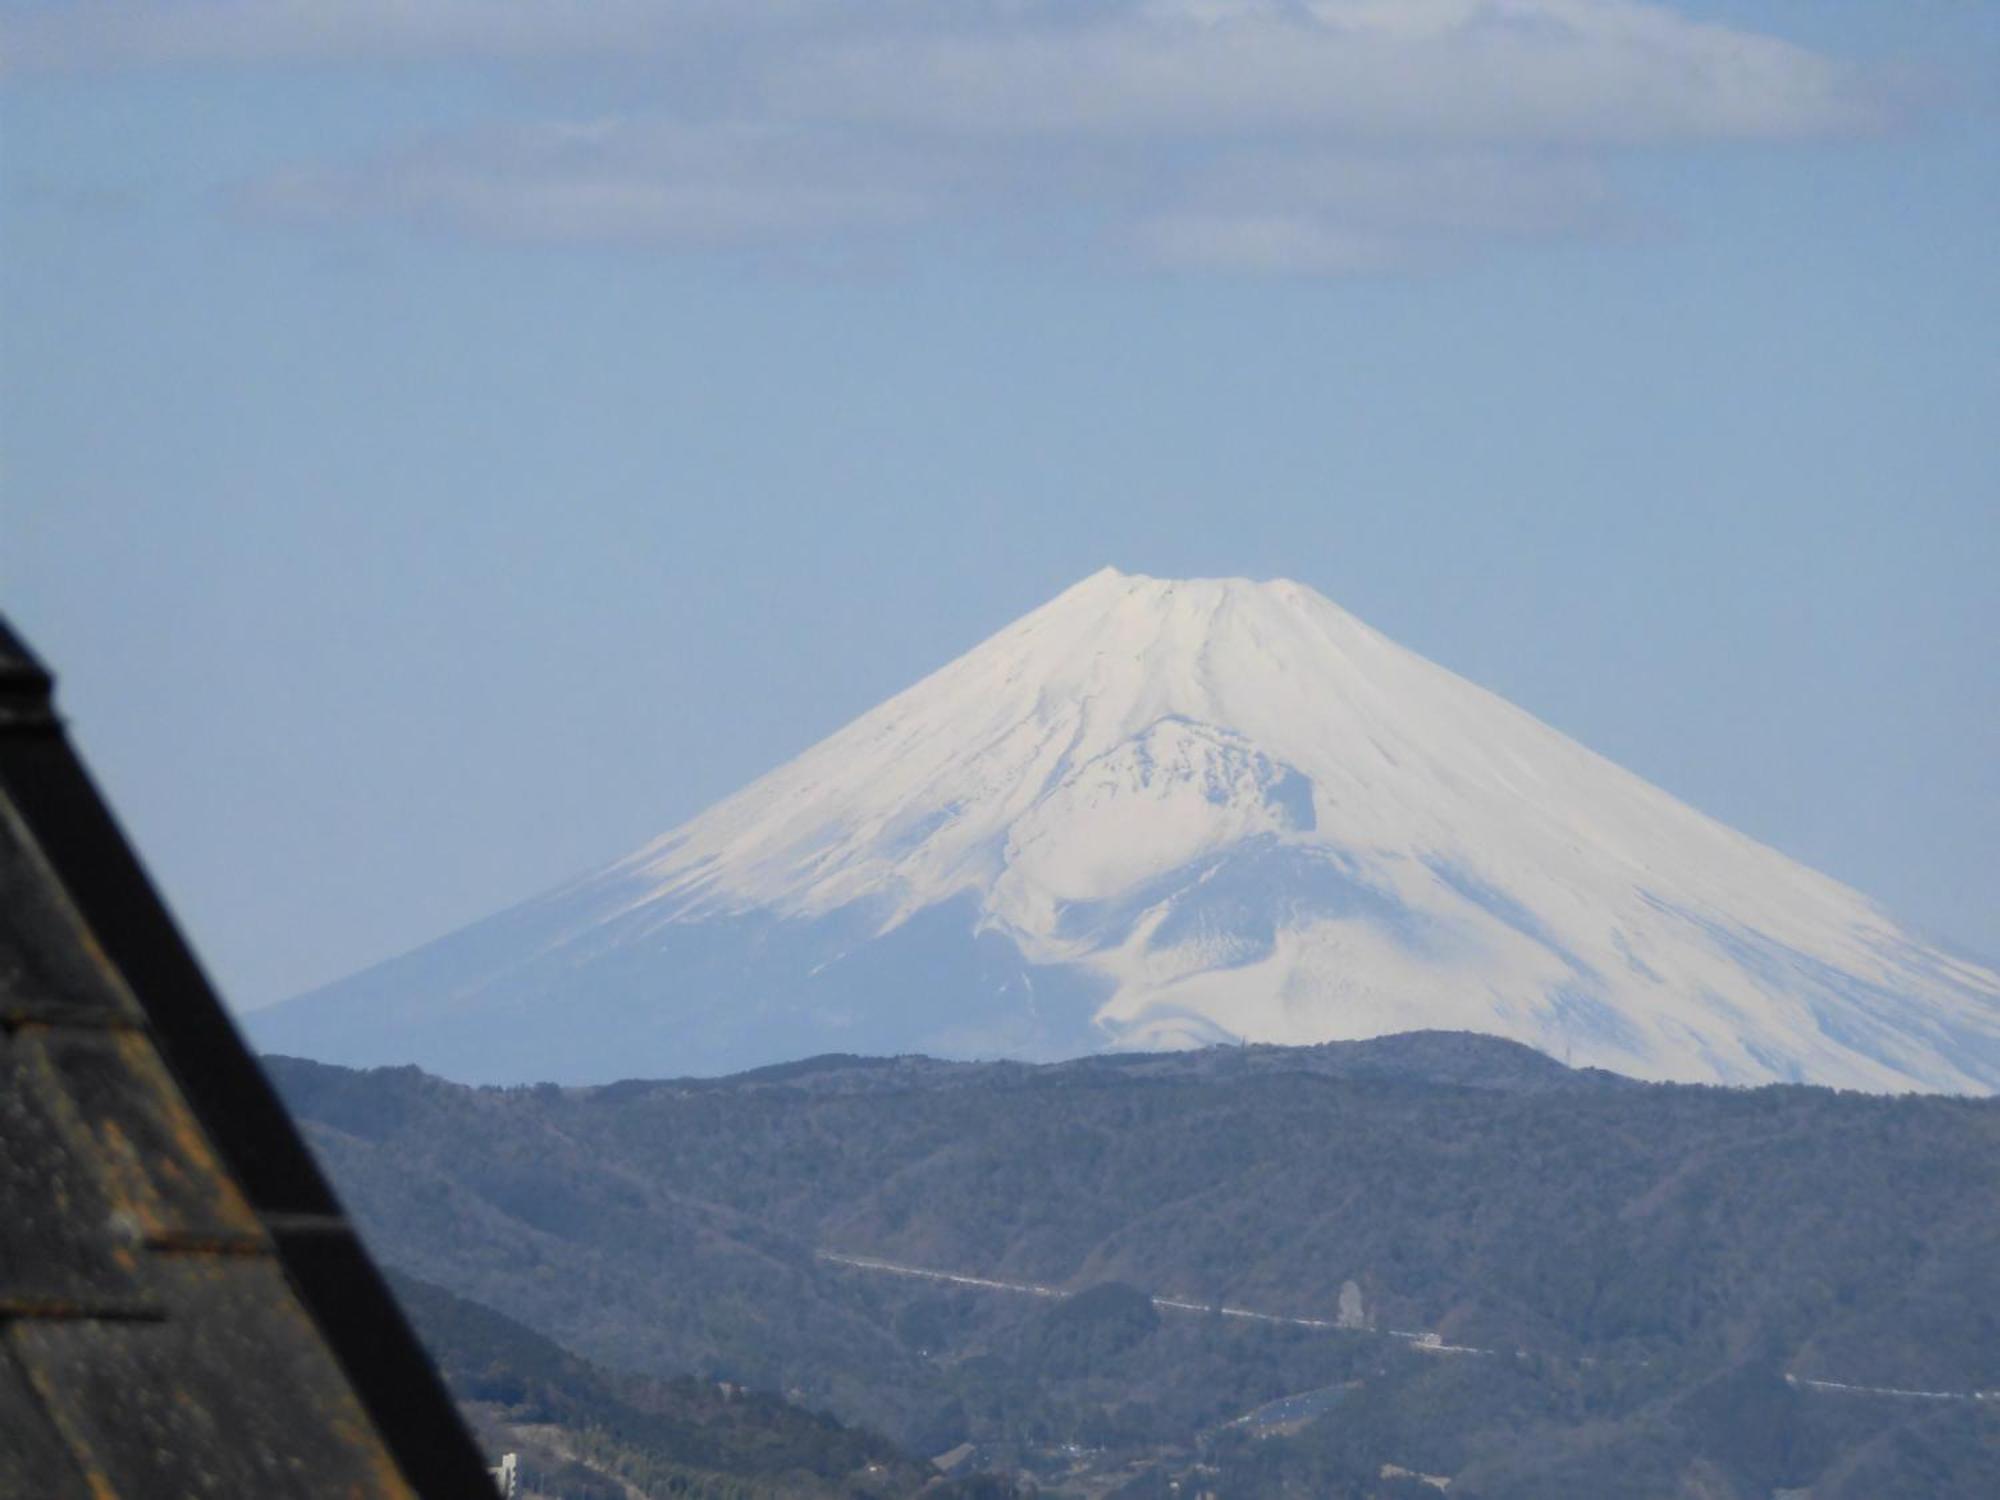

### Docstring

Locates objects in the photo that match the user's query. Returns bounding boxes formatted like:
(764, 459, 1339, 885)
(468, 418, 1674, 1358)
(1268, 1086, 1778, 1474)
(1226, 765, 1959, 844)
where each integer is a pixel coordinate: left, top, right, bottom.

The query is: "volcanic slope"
(254, 568, 2000, 1090)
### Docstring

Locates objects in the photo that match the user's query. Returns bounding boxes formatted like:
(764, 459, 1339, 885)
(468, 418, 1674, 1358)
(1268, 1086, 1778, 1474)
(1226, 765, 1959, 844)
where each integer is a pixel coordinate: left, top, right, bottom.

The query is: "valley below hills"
(266, 1031, 2000, 1498)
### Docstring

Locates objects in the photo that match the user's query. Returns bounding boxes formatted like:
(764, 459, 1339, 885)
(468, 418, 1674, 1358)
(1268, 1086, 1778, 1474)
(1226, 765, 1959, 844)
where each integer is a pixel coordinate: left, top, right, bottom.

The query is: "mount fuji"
(253, 568, 2000, 1092)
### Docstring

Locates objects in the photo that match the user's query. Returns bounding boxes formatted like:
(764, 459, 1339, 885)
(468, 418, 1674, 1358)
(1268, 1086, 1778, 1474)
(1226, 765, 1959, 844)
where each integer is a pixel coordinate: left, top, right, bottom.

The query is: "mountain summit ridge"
(255, 568, 2000, 1092)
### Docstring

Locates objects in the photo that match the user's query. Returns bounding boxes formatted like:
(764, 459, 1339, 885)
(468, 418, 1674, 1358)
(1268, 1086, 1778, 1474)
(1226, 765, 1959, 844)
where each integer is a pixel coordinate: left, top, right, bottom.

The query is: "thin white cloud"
(244, 120, 953, 247)
(9, 1, 1894, 273)
(1136, 148, 1622, 272)
(1138, 214, 1403, 276)
(0, 1, 736, 71)
(783, 1, 1877, 145)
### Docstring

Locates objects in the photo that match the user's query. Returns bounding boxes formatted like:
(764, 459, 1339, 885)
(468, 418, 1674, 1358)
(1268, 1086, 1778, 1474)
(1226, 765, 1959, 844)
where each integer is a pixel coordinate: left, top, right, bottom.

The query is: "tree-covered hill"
(266, 1033, 1999, 1497)
(386, 1270, 980, 1498)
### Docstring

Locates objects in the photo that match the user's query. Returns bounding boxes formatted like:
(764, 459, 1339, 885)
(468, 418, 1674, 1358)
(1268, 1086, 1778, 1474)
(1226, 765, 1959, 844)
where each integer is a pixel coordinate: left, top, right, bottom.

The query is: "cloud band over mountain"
(7, 1, 1894, 271)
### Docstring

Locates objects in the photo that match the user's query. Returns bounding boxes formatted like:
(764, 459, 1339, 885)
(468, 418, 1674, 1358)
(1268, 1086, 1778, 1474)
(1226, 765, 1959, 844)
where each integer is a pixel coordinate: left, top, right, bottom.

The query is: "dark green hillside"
(269, 1034, 2000, 1496)
(385, 1271, 951, 1498)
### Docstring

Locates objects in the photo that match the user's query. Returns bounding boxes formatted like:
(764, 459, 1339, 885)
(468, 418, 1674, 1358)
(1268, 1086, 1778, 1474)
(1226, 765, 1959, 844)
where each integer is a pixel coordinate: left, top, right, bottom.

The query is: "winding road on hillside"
(816, 1250, 1996, 1405)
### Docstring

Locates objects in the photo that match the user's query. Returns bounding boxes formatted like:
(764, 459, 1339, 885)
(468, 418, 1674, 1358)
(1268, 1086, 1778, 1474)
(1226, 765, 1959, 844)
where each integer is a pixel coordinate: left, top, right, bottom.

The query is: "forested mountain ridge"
(268, 1034, 2000, 1496)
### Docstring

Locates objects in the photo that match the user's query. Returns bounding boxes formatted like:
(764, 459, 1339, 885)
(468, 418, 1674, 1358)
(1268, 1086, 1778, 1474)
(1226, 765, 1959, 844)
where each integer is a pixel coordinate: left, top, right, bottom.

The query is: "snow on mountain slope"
(253, 568, 2000, 1091)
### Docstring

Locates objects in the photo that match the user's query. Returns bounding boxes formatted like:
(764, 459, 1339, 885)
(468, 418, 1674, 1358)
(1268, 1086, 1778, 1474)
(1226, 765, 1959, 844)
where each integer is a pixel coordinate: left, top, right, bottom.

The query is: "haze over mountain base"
(254, 569, 2000, 1092)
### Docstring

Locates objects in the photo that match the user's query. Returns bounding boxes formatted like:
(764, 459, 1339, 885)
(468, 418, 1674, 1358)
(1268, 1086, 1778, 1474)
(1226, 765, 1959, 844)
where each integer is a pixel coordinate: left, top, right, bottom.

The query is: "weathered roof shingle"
(0, 616, 496, 1497)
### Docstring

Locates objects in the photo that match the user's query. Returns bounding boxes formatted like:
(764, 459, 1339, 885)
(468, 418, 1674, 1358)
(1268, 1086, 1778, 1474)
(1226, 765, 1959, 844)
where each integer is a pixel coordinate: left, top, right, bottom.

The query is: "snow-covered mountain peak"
(257, 569, 2000, 1092)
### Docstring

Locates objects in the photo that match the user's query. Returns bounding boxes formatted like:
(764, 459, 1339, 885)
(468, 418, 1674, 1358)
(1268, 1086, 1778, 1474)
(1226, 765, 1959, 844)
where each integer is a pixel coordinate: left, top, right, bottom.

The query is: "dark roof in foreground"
(0, 617, 496, 1498)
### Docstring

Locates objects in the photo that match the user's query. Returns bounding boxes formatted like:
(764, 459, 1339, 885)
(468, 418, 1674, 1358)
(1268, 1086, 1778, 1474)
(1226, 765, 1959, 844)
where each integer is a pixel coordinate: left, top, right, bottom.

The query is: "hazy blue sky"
(3, 1, 1994, 1009)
